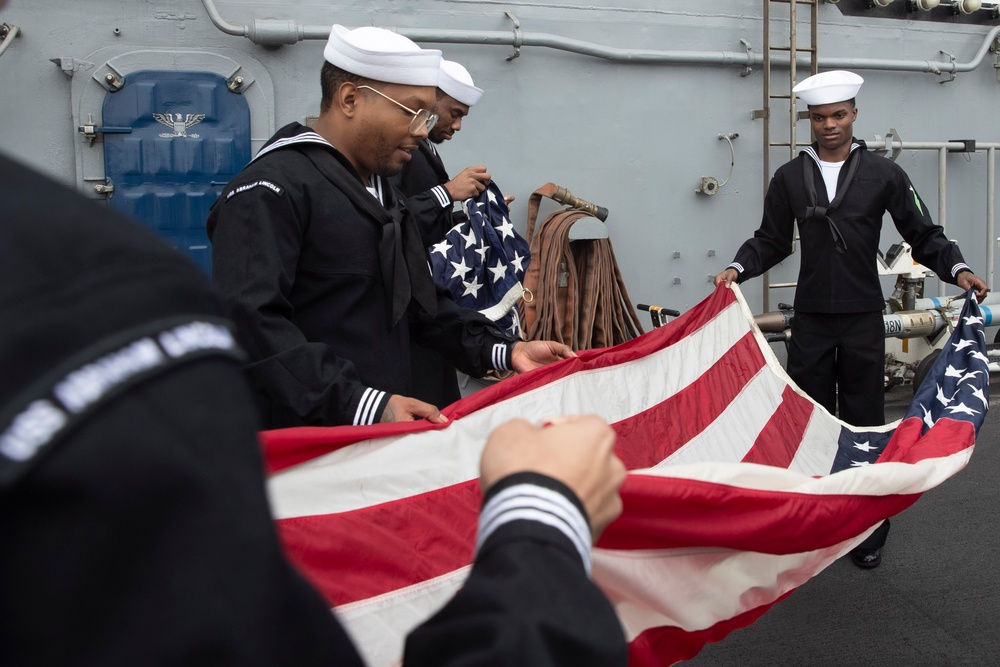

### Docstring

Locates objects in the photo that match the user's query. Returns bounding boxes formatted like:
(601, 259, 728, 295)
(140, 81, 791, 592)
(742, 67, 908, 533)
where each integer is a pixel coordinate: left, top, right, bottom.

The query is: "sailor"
(713, 69, 988, 568)
(0, 147, 627, 665)
(395, 59, 494, 248)
(393, 58, 513, 406)
(207, 25, 575, 428)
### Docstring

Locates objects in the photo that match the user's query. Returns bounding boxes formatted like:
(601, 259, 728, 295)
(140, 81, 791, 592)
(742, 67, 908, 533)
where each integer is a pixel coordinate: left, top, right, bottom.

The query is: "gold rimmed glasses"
(357, 85, 438, 135)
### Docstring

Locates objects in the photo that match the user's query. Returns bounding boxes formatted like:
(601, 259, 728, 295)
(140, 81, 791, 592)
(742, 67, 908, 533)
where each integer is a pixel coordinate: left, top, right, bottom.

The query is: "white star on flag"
(944, 365, 965, 379)
(459, 225, 476, 250)
(461, 276, 483, 298)
(971, 386, 989, 409)
(489, 259, 507, 284)
(450, 256, 472, 280)
(496, 217, 515, 241)
(920, 404, 936, 429)
(431, 240, 452, 258)
(510, 251, 525, 273)
(474, 241, 489, 263)
(852, 440, 877, 453)
(952, 339, 975, 352)
(967, 349, 990, 365)
(849, 460, 872, 468)
(935, 384, 955, 407)
(963, 315, 985, 326)
(958, 370, 982, 385)
(946, 402, 981, 417)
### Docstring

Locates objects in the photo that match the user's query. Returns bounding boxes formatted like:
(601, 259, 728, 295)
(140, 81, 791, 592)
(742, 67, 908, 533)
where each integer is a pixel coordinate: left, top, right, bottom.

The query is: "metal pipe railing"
(866, 138, 1000, 295)
(199, 0, 1000, 78)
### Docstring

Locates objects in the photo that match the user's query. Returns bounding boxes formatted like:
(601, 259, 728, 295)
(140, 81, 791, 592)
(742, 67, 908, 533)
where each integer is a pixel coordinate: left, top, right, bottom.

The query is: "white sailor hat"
(323, 24, 442, 87)
(437, 60, 484, 106)
(793, 70, 864, 106)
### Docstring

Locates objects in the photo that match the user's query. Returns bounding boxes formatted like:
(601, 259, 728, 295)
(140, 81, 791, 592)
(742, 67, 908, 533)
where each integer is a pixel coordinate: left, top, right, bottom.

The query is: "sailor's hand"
(714, 268, 739, 287)
(511, 340, 577, 372)
(479, 415, 626, 541)
(445, 166, 491, 201)
(957, 271, 988, 302)
(381, 394, 448, 424)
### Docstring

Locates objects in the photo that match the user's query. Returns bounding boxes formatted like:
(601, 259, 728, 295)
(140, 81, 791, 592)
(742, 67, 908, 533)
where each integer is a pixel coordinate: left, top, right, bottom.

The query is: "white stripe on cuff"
(353, 387, 386, 426)
(431, 185, 451, 208)
(951, 263, 971, 278)
(492, 343, 509, 372)
(477, 483, 593, 574)
(727, 262, 744, 274)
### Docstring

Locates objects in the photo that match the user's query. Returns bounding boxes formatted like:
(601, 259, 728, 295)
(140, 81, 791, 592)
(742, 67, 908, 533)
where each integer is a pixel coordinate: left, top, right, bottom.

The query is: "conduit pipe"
(866, 138, 1000, 293)
(199, 0, 1000, 77)
(0, 23, 20, 59)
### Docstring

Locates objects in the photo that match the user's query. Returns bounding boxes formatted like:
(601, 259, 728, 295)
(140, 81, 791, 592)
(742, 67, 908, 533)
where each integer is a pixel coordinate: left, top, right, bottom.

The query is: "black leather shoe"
(849, 547, 882, 569)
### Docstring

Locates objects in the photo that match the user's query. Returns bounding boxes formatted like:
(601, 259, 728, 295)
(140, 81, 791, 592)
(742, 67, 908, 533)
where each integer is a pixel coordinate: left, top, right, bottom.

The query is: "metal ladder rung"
(768, 46, 817, 53)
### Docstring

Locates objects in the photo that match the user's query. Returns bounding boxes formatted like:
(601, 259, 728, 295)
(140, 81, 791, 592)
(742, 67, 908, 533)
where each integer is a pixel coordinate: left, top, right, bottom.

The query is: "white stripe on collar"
(366, 174, 385, 205)
(803, 142, 862, 166)
(251, 131, 335, 164)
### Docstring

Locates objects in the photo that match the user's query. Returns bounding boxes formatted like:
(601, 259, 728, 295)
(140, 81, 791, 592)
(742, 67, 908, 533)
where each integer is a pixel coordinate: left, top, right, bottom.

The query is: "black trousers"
(787, 310, 889, 549)
(786, 310, 885, 427)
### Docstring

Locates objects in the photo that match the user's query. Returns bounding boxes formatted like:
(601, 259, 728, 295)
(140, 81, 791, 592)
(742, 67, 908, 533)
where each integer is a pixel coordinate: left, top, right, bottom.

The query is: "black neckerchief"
(298, 143, 438, 328)
(801, 145, 862, 254)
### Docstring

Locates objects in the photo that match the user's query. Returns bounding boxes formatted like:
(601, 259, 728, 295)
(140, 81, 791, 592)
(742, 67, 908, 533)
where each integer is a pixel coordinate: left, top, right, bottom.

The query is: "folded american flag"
(262, 284, 987, 666)
(427, 182, 529, 337)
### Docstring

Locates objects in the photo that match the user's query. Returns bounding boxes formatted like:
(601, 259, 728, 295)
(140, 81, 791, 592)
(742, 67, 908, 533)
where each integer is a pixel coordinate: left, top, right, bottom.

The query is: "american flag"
(428, 182, 530, 337)
(262, 284, 987, 666)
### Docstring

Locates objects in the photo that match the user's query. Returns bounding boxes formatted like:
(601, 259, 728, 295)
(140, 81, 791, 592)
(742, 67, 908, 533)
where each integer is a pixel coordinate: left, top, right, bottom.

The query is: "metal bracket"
(49, 57, 95, 77)
(227, 74, 246, 93)
(505, 11, 522, 62)
(77, 112, 132, 146)
(93, 180, 115, 198)
(948, 139, 976, 153)
(886, 127, 902, 162)
(101, 68, 124, 92)
(938, 50, 956, 84)
(739, 39, 753, 77)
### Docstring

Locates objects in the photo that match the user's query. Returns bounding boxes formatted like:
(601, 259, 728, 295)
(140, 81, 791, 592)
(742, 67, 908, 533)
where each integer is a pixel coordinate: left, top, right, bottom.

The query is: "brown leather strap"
(520, 184, 644, 351)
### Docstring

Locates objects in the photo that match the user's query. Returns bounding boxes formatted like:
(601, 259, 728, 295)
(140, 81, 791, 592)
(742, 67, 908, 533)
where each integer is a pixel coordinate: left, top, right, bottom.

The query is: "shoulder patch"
(225, 179, 285, 200)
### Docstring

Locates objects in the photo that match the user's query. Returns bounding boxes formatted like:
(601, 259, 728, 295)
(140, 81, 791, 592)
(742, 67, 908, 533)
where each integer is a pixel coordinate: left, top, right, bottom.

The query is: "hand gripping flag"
(262, 284, 988, 667)
(428, 182, 530, 337)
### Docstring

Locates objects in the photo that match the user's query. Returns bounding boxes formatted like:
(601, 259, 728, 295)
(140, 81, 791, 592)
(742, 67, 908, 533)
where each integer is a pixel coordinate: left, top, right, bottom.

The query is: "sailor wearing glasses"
(208, 25, 575, 428)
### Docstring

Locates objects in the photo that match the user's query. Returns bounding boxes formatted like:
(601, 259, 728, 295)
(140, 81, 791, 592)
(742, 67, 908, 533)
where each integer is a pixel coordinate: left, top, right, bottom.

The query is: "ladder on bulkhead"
(753, 0, 819, 312)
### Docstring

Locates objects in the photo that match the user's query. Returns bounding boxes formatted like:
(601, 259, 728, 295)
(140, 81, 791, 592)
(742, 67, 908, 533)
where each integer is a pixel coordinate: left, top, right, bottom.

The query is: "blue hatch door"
(101, 70, 251, 273)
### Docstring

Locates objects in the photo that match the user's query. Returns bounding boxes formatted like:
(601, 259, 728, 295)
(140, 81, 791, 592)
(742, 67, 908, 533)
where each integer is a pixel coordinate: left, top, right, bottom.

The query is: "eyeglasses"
(357, 85, 438, 135)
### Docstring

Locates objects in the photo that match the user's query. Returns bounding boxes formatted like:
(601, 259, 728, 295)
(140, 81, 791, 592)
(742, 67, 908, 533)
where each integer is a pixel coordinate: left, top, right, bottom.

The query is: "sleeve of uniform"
(208, 179, 390, 426)
(408, 286, 519, 376)
(402, 472, 628, 667)
(886, 165, 971, 284)
(728, 169, 796, 281)
(405, 188, 455, 246)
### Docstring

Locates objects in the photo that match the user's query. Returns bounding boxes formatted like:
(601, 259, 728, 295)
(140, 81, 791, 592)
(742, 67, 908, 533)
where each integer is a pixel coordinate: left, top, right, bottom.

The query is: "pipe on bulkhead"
(866, 138, 1000, 298)
(198, 0, 1000, 78)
